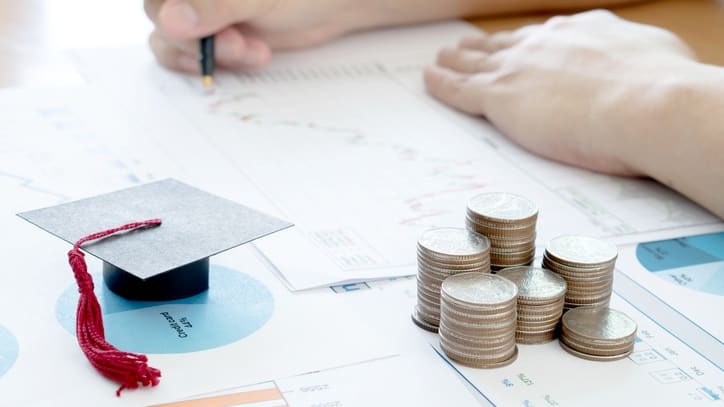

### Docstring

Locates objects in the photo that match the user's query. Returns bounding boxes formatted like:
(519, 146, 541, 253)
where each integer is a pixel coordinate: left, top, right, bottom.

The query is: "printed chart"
(0, 325, 18, 378)
(56, 266, 273, 353)
(636, 232, 724, 296)
(353, 273, 724, 406)
(153, 345, 483, 407)
(69, 22, 722, 289)
(0, 88, 161, 208)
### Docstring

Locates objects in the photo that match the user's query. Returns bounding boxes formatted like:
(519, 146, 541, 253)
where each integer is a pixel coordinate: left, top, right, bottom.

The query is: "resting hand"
(425, 10, 697, 176)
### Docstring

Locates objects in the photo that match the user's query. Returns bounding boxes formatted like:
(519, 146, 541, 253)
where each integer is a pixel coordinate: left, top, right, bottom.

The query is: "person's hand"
(424, 10, 697, 176)
(145, 0, 360, 72)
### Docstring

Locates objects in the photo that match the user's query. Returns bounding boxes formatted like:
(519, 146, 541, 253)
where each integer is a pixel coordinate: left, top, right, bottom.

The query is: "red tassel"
(67, 219, 163, 396)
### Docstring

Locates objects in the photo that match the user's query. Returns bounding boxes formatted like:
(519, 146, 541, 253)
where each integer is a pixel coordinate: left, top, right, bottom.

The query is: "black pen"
(200, 36, 214, 87)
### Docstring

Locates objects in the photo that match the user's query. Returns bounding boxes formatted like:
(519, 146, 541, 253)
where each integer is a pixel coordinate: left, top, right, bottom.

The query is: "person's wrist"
(331, 0, 390, 33)
(605, 59, 711, 178)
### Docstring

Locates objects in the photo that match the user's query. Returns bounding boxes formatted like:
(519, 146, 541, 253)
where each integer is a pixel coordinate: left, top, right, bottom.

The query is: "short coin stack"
(542, 235, 617, 311)
(560, 306, 637, 361)
(439, 272, 518, 368)
(412, 228, 491, 332)
(466, 192, 538, 271)
(497, 266, 567, 344)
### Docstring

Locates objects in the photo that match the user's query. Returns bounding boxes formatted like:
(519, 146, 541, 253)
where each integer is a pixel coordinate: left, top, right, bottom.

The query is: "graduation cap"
(18, 179, 292, 395)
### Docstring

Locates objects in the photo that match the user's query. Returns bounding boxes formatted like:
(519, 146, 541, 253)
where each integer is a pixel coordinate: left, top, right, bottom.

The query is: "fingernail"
(164, 2, 199, 29)
(178, 55, 198, 71)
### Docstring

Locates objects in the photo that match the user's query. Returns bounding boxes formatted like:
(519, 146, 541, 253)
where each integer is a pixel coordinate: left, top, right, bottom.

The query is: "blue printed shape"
(0, 324, 18, 377)
(56, 266, 273, 353)
(636, 232, 724, 272)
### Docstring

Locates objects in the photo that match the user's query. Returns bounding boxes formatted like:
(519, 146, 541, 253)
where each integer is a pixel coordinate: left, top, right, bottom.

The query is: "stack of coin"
(439, 272, 518, 368)
(465, 192, 538, 271)
(560, 306, 637, 361)
(497, 266, 567, 344)
(412, 228, 491, 333)
(542, 235, 617, 311)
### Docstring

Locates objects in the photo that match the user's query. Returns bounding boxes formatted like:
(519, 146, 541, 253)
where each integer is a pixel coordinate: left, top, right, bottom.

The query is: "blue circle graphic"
(636, 232, 724, 296)
(0, 324, 18, 378)
(56, 266, 274, 354)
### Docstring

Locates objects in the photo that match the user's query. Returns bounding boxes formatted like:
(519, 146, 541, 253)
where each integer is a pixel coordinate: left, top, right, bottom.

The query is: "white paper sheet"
(0, 87, 397, 405)
(616, 232, 724, 340)
(68, 21, 721, 290)
(162, 344, 482, 407)
(338, 272, 724, 406)
(1, 20, 722, 407)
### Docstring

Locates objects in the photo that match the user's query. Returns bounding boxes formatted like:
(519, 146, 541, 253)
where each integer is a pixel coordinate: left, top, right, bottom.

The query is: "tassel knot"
(68, 249, 94, 293)
(67, 218, 162, 396)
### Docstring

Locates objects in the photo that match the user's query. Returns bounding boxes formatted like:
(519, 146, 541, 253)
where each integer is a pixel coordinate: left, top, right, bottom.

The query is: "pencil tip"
(202, 75, 214, 88)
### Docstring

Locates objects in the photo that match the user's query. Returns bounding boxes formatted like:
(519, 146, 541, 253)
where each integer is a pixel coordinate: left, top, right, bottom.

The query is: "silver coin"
(440, 320, 517, 343)
(418, 248, 489, 266)
(516, 313, 560, 325)
(442, 295, 517, 315)
(491, 246, 537, 257)
(418, 257, 490, 273)
(441, 272, 519, 307)
(497, 266, 567, 302)
(559, 341, 632, 362)
(440, 330, 517, 351)
(562, 307, 637, 341)
(518, 310, 564, 322)
(518, 295, 566, 307)
(564, 293, 613, 304)
(467, 192, 539, 223)
(466, 214, 537, 230)
(411, 307, 439, 333)
(441, 342, 519, 368)
(442, 304, 517, 322)
(515, 331, 557, 344)
(440, 336, 517, 360)
(546, 236, 618, 266)
(560, 333, 635, 352)
(418, 227, 490, 259)
(542, 254, 614, 273)
(466, 221, 537, 239)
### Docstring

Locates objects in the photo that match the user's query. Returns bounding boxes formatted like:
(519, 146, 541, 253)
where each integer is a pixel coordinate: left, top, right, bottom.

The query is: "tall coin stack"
(439, 272, 518, 368)
(412, 228, 491, 333)
(466, 192, 538, 271)
(542, 235, 617, 312)
(497, 266, 567, 344)
(560, 306, 637, 361)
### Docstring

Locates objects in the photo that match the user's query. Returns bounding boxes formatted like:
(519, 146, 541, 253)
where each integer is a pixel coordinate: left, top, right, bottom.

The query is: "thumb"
(159, 0, 272, 39)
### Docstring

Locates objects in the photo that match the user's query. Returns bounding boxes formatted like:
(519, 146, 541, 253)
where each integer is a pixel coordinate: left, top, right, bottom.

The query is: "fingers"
(144, 0, 164, 25)
(156, 0, 273, 39)
(436, 47, 499, 74)
(459, 30, 523, 53)
(423, 65, 487, 115)
(149, 27, 271, 73)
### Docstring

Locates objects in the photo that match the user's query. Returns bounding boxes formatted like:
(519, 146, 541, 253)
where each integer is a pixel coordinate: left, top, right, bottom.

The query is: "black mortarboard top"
(18, 178, 293, 301)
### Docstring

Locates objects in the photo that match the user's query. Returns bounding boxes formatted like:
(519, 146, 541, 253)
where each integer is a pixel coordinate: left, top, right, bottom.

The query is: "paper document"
(69, 21, 721, 290)
(345, 271, 724, 406)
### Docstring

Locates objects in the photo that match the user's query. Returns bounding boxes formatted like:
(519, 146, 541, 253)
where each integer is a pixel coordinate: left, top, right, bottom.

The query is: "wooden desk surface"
(0, 0, 722, 88)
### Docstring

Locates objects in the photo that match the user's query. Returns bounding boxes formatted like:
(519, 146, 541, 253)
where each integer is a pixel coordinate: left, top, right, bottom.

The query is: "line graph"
(74, 39, 721, 289)
(202, 92, 490, 230)
(0, 171, 69, 204)
(0, 88, 156, 208)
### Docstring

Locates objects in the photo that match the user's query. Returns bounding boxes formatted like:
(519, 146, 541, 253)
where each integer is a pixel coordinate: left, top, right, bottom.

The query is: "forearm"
(619, 62, 724, 218)
(344, 0, 648, 30)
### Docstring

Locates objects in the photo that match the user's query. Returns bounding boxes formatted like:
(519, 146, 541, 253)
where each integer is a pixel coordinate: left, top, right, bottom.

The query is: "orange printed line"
(148, 387, 284, 407)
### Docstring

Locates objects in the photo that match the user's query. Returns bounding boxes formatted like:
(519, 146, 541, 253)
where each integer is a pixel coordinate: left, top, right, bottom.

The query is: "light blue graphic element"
(0, 324, 18, 377)
(56, 266, 273, 353)
(637, 232, 724, 296)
